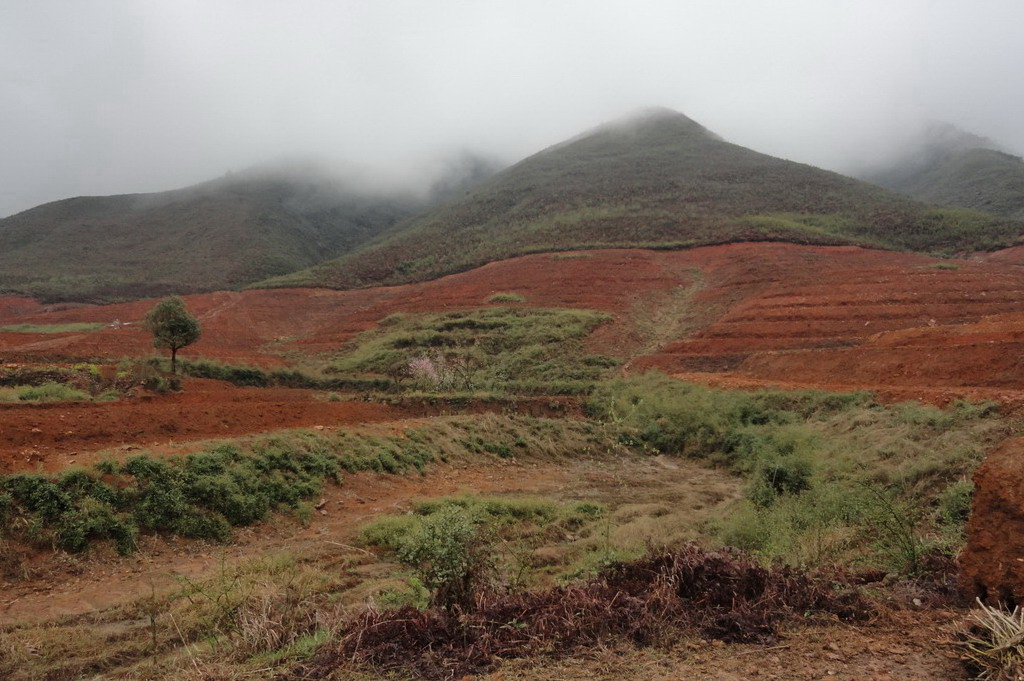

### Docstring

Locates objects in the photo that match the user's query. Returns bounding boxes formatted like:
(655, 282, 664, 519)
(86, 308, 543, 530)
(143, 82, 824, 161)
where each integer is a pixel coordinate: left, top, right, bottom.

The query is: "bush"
(748, 454, 813, 507)
(939, 478, 974, 528)
(0, 435, 341, 552)
(16, 382, 90, 402)
(395, 506, 495, 609)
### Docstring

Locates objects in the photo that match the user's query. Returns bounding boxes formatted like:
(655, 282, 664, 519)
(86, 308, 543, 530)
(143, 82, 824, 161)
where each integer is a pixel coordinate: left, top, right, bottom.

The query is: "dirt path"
(0, 452, 741, 624)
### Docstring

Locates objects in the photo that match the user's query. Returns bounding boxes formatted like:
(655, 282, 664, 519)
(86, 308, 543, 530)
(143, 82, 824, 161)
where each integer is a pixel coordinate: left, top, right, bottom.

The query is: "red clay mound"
(962, 436, 1024, 603)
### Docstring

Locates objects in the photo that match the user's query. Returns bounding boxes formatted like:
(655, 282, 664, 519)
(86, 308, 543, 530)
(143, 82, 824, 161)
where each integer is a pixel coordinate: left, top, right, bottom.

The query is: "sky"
(2, 0, 1023, 217)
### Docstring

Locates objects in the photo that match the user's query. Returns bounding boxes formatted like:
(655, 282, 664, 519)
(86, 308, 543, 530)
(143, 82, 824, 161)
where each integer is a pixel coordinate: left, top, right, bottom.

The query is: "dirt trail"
(0, 452, 741, 624)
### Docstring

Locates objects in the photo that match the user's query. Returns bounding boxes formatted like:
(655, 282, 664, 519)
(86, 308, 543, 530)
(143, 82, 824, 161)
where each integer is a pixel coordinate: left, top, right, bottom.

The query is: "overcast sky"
(2, 0, 1022, 217)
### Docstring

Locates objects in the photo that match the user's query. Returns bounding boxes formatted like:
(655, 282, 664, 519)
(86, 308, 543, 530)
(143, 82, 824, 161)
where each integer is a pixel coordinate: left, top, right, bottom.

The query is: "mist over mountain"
(0, 153, 501, 302)
(858, 122, 1024, 221)
(261, 108, 1022, 292)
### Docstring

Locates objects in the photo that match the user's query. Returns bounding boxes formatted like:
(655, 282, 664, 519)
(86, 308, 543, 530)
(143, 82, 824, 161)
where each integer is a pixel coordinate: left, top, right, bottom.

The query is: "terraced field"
(5, 242, 1024, 403)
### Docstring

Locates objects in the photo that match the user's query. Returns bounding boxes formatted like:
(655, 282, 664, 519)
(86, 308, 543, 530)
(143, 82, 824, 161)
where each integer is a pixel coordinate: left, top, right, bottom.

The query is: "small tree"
(144, 297, 201, 374)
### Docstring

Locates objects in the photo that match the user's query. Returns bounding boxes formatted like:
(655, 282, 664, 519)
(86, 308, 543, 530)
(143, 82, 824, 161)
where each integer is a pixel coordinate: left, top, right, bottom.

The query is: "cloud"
(2, 0, 1022, 216)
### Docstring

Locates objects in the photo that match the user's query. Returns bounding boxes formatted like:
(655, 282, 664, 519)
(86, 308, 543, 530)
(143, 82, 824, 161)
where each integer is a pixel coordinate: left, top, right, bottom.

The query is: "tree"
(144, 297, 201, 374)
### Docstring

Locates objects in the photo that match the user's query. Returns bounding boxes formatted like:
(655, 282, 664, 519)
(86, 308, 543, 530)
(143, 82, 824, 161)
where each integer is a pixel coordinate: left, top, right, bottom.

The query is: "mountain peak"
(589, 106, 718, 138)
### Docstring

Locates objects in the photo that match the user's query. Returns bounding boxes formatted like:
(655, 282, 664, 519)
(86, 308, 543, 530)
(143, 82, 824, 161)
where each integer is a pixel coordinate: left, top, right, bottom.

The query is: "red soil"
(0, 250, 699, 365)
(961, 435, 1024, 604)
(0, 379, 410, 474)
(5, 243, 1024, 402)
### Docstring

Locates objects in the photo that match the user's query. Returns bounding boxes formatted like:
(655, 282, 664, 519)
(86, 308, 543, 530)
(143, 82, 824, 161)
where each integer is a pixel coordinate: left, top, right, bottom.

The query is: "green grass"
(549, 252, 593, 260)
(590, 373, 1012, 573)
(329, 306, 618, 394)
(358, 495, 595, 550)
(0, 322, 105, 333)
(259, 108, 1023, 291)
(486, 292, 526, 303)
(0, 415, 613, 555)
(0, 382, 92, 402)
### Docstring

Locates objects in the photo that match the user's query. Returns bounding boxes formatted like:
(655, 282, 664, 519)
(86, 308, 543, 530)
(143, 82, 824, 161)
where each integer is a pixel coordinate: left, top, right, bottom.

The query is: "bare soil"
(4, 242, 1024, 401)
(0, 379, 408, 474)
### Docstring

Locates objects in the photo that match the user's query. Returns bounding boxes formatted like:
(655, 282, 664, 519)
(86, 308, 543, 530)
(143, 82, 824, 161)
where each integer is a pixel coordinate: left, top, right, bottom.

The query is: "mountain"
(859, 121, 1024, 221)
(261, 108, 1022, 291)
(0, 157, 500, 303)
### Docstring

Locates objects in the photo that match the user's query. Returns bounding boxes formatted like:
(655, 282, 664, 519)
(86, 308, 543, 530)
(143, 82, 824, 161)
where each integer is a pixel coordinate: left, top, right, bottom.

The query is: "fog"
(2, 0, 1023, 217)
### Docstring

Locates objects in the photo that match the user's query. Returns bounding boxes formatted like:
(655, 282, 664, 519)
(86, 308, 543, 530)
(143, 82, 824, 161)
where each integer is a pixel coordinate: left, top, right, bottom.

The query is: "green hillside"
(261, 108, 1021, 291)
(865, 135, 1024, 221)
(0, 161, 489, 303)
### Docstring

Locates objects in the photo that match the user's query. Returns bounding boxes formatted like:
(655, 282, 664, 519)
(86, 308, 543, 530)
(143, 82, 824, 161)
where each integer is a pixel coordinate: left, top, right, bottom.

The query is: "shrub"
(939, 478, 974, 528)
(748, 454, 813, 508)
(16, 382, 90, 402)
(394, 506, 495, 609)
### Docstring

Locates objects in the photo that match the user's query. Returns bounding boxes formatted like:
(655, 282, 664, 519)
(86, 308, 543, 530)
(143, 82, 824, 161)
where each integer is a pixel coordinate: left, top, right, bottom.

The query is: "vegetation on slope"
(0, 159, 497, 303)
(871, 147, 1024, 221)
(590, 374, 1009, 573)
(0, 415, 605, 555)
(166, 303, 617, 396)
(329, 306, 618, 395)
(860, 121, 1024, 221)
(0, 373, 1011, 679)
(262, 108, 1023, 291)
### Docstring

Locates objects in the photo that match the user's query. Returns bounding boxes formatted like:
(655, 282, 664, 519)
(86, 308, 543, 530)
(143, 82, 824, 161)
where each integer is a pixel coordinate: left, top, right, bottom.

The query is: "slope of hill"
(861, 121, 1024, 221)
(0, 158, 499, 303)
(261, 108, 1022, 291)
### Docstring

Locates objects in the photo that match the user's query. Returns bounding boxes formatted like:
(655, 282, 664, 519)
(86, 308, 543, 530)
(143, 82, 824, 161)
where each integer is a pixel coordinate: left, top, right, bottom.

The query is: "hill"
(860, 122, 1024, 221)
(260, 108, 1023, 291)
(0, 158, 498, 303)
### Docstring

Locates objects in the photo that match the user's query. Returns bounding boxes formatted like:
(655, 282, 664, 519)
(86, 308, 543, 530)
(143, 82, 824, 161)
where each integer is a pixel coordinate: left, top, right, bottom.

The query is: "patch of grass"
(170, 357, 393, 392)
(591, 374, 1011, 573)
(549, 252, 593, 260)
(360, 495, 604, 551)
(486, 292, 526, 303)
(0, 382, 92, 402)
(331, 306, 618, 394)
(0, 552, 352, 680)
(0, 322, 106, 333)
